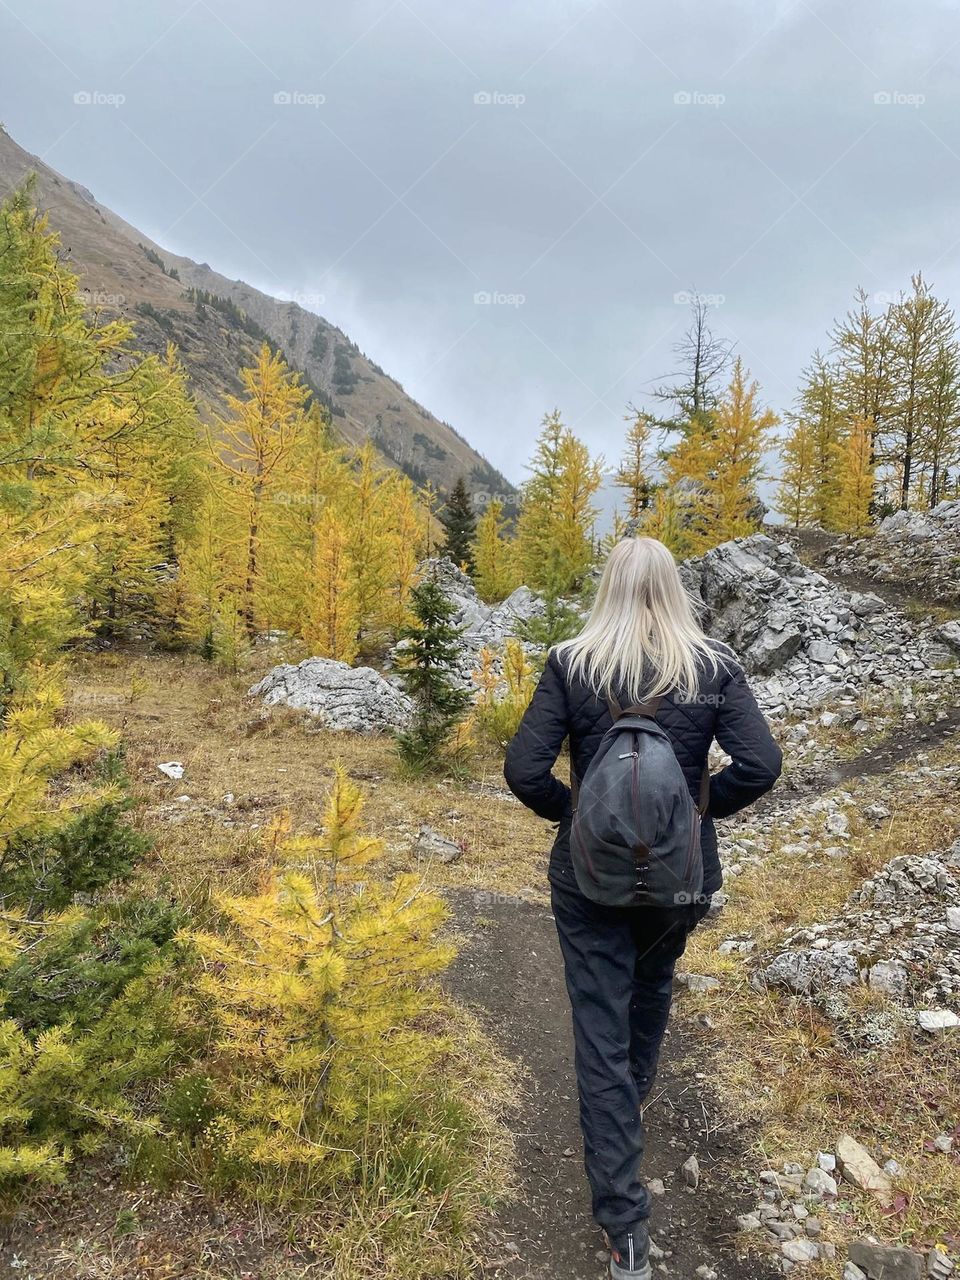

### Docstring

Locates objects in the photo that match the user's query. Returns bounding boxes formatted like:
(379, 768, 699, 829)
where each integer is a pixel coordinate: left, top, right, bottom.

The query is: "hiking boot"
(603, 1224, 652, 1280)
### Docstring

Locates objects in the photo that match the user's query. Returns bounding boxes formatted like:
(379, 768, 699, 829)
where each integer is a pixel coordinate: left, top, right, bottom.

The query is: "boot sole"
(610, 1257, 652, 1280)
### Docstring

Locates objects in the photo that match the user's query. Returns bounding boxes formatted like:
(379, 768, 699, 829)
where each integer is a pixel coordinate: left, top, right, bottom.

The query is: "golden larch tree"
(516, 411, 602, 593)
(472, 499, 519, 602)
(301, 506, 360, 663)
(829, 417, 875, 535)
(211, 344, 310, 636)
(615, 410, 654, 519)
(776, 420, 820, 528)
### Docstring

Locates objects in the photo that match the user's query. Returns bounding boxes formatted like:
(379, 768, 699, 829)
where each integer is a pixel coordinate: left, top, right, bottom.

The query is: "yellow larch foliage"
(829, 417, 875, 535)
(615, 411, 654, 519)
(515, 410, 603, 593)
(777, 420, 820, 527)
(186, 765, 455, 1198)
(210, 344, 310, 636)
(664, 358, 776, 553)
(301, 506, 359, 663)
(471, 639, 536, 748)
(0, 668, 117, 857)
(473, 499, 520, 603)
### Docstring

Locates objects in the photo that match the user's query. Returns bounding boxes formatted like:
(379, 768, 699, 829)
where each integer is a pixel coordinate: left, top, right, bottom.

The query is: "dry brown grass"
(65, 647, 556, 906)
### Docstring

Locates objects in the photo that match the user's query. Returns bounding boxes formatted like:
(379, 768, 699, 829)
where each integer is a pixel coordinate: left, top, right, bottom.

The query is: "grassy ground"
(0, 645, 551, 1280)
(681, 739, 960, 1273)
(65, 647, 556, 907)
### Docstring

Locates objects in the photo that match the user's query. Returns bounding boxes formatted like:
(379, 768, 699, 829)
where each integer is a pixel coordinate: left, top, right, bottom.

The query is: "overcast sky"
(4, 0, 960, 485)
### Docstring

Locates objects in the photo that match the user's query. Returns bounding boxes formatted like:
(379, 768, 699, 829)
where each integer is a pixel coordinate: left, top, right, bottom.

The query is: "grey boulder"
(249, 657, 413, 733)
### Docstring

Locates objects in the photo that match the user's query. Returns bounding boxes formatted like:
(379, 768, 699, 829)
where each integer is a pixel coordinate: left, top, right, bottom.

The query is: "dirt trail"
(446, 892, 780, 1280)
(777, 526, 960, 615)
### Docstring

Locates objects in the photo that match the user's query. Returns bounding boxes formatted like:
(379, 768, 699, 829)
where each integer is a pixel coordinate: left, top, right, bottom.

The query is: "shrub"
(0, 921, 193, 1188)
(1, 793, 150, 916)
(169, 765, 457, 1203)
(2, 898, 187, 1032)
(0, 756, 506, 1273)
(471, 640, 536, 748)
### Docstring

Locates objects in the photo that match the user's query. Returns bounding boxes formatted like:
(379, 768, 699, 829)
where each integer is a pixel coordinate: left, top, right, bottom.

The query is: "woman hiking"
(504, 535, 782, 1280)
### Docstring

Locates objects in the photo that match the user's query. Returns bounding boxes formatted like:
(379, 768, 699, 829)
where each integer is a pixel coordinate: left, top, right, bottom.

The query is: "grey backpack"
(570, 694, 707, 910)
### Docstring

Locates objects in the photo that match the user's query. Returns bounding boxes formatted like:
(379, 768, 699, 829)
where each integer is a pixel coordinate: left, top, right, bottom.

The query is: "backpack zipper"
(630, 735, 642, 849)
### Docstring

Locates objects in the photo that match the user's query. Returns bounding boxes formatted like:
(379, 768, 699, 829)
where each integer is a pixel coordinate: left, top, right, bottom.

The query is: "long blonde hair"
(554, 536, 723, 703)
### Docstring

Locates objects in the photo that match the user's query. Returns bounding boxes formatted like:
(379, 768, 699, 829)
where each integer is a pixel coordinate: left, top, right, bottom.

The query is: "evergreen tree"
(395, 574, 471, 774)
(439, 477, 476, 573)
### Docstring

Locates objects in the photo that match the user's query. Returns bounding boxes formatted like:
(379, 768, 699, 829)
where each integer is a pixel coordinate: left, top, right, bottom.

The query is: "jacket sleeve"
(708, 663, 783, 820)
(503, 651, 572, 822)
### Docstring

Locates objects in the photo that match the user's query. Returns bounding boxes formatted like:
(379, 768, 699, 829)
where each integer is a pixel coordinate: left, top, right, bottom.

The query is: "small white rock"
(782, 1238, 820, 1263)
(803, 1167, 838, 1197)
(918, 1010, 960, 1033)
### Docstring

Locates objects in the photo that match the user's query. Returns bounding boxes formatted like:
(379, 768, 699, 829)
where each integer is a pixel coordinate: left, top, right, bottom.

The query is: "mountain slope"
(0, 127, 512, 497)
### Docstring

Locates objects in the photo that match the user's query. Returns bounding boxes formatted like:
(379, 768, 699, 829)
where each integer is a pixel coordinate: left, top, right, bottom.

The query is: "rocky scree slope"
(681, 534, 960, 717)
(813, 500, 960, 608)
(250, 533, 960, 730)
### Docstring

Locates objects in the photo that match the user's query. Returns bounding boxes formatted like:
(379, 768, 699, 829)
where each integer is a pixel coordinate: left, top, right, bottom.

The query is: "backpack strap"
(607, 693, 664, 720)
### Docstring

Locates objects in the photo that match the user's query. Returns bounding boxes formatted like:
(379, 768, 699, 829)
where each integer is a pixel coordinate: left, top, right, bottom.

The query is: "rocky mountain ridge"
(0, 126, 511, 498)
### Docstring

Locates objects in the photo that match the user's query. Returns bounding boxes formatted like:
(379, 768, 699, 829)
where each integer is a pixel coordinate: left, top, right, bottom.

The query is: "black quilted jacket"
(503, 645, 782, 896)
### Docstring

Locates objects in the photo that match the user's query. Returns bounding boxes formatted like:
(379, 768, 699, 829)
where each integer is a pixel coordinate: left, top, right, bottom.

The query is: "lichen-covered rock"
(756, 949, 860, 995)
(415, 825, 463, 864)
(836, 1135, 895, 1205)
(754, 842, 960, 1010)
(249, 658, 412, 733)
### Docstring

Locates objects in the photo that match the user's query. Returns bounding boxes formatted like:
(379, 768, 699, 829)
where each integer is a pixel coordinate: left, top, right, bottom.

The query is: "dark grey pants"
(551, 876, 696, 1235)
